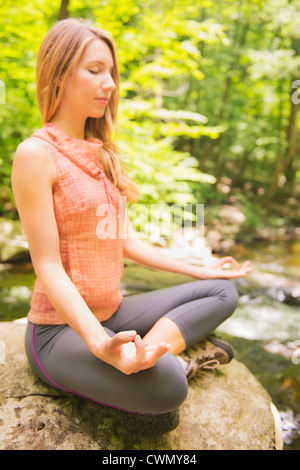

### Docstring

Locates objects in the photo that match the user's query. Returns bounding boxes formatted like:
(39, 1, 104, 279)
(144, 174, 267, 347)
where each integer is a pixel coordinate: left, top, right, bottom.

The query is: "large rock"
(0, 320, 283, 450)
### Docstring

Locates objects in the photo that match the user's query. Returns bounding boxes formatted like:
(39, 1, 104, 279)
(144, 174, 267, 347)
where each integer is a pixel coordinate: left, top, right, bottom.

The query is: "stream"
(0, 236, 299, 450)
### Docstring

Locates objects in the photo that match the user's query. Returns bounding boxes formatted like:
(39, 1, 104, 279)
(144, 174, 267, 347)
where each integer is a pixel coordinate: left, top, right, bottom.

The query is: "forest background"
(0, 0, 299, 246)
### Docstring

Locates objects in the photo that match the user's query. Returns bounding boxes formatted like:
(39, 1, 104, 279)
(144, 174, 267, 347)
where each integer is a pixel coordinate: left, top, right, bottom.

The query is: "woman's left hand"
(194, 256, 252, 280)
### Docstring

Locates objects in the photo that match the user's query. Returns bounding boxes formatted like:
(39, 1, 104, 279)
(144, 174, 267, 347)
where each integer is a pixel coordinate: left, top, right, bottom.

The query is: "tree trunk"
(282, 92, 300, 175)
(201, 20, 250, 178)
(58, 0, 69, 20)
(264, 84, 300, 203)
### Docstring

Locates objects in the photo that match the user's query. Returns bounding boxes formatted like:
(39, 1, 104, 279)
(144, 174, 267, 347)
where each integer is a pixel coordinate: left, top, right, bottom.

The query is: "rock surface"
(0, 320, 283, 450)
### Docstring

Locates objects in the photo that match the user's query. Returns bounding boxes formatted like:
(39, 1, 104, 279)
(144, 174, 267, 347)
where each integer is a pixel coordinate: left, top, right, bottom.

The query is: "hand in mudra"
(98, 331, 171, 375)
(196, 256, 252, 280)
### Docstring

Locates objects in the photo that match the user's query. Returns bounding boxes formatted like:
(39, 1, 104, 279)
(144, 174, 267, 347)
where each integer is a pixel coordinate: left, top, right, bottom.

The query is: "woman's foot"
(177, 335, 235, 380)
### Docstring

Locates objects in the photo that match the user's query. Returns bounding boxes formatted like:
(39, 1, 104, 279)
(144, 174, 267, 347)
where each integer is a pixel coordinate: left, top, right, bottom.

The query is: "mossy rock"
(0, 320, 282, 450)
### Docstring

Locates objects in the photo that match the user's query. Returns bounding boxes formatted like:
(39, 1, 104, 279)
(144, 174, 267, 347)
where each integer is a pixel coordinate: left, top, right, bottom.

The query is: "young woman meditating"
(12, 18, 251, 417)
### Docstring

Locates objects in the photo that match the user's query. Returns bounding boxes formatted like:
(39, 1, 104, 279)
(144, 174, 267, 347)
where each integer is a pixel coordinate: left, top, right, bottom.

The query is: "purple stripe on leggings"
(31, 323, 135, 413)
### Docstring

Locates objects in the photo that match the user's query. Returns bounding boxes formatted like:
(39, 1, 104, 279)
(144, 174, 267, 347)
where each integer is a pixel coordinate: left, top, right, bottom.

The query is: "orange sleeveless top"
(26, 122, 124, 324)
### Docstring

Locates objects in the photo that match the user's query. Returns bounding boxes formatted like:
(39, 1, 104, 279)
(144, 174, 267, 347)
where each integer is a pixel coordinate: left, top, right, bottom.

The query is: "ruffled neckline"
(31, 122, 105, 179)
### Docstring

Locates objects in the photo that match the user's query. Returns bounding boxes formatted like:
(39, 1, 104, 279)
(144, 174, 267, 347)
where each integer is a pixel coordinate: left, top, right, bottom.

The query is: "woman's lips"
(96, 97, 109, 105)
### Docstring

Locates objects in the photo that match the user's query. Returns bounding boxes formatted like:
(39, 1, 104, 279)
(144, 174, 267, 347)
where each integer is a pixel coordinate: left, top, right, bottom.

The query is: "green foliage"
(0, 0, 299, 234)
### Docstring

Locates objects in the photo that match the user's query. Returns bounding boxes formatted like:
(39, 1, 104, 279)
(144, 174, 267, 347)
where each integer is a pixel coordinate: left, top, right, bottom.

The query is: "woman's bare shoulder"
(13, 138, 56, 183)
(15, 138, 52, 162)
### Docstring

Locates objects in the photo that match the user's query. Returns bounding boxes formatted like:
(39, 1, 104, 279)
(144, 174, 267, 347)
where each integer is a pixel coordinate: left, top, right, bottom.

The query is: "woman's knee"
(141, 353, 188, 414)
(217, 279, 239, 316)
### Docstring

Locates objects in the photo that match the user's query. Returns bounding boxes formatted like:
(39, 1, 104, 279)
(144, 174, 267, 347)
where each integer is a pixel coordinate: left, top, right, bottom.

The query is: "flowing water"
(0, 236, 299, 449)
(218, 237, 300, 450)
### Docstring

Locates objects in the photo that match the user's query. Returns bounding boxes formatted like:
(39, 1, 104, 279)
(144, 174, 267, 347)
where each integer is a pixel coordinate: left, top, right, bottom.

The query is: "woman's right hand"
(94, 331, 171, 375)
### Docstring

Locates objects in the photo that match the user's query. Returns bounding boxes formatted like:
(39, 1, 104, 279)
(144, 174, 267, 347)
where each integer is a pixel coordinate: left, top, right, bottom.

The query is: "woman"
(12, 18, 251, 418)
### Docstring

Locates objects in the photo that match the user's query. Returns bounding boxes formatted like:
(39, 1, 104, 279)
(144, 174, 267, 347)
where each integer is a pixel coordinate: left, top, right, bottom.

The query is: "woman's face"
(59, 38, 116, 120)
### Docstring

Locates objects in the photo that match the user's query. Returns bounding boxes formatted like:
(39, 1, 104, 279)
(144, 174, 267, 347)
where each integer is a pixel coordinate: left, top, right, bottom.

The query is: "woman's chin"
(87, 110, 106, 119)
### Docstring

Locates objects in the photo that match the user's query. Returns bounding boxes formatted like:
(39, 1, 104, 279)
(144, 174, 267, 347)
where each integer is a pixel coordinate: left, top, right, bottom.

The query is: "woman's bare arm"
(123, 217, 251, 279)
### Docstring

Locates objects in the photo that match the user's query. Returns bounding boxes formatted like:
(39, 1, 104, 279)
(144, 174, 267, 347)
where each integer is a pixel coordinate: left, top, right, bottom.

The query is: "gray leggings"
(25, 279, 239, 414)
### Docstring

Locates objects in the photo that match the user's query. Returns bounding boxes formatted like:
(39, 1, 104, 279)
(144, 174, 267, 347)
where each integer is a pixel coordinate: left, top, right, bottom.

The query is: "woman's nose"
(102, 72, 116, 92)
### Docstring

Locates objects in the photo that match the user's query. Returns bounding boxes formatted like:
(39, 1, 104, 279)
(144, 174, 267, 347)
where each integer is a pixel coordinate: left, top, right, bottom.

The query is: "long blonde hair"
(36, 17, 139, 201)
